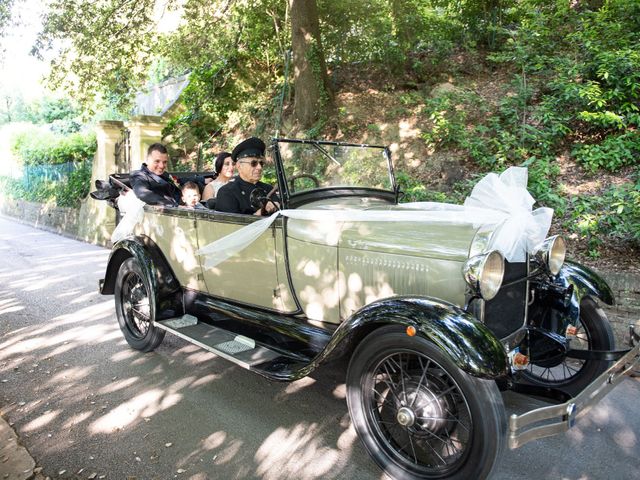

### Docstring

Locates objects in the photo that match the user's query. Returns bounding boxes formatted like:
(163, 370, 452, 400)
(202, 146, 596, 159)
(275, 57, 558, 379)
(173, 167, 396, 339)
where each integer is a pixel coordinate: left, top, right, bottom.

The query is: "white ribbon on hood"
(195, 166, 553, 268)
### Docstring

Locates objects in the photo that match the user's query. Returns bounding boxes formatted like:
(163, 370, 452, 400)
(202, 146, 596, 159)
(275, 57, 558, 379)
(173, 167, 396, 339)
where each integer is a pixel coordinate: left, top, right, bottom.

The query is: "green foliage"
(573, 131, 640, 172)
(422, 0, 639, 228)
(28, 97, 80, 124)
(0, 94, 80, 127)
(565, 174, 640, 255)
(396, 172, 455, 204)
(11, 129, 96, 165)
(0, 0, 16, 39)
(35, 0, 163, 113)
(421, 91, 474, 149)
(420, 84, 568, 211)
(54, 160, 93, 206)
(23, 0, 639, 256)
(0, 161, 92, 207)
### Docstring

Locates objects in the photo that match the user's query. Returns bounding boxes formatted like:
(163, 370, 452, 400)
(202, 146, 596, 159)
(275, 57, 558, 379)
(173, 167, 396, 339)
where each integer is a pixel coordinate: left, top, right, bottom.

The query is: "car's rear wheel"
(347, 326, 506, 480)
(522, 297, 614, 396)
(115, 258, 165, 352)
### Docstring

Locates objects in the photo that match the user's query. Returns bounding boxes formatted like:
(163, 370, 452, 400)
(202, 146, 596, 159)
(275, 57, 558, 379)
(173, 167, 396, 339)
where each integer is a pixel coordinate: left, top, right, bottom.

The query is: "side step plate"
(155, 315, 281, 369)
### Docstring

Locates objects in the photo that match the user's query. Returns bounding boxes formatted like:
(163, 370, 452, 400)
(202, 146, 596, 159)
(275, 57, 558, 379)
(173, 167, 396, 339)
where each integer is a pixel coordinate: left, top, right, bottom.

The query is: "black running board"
(155, 315, 283, 369)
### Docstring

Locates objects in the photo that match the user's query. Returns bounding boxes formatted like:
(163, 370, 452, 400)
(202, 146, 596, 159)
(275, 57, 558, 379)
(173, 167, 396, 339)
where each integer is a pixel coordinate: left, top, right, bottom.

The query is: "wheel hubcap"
(396, 407, 415, 427)
(402, 379, 450, 433)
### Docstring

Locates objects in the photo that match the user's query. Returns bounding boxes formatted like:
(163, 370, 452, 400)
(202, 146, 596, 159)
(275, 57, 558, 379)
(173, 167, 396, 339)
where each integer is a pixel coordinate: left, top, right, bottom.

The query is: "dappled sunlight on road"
(96, 377, 140, 395)
(255, 422, 356, 480)
(332, 382, 347, 400)
(275, 376, 317, 401)
(22, 409, 62, 432)
(0, 292, 25, 317)
(563, 380, 639, 457)
(89, 388, 185, 434)
(0, 300, 117, 362)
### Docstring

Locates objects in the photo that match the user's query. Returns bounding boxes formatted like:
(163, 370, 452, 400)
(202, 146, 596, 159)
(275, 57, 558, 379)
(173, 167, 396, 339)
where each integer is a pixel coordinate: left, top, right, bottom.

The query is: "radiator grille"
(483, 261, 528, 339)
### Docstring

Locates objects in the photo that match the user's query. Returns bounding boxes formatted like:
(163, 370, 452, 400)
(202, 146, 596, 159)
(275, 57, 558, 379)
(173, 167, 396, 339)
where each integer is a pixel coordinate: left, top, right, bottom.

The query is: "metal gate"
(114, 128, 131, 173)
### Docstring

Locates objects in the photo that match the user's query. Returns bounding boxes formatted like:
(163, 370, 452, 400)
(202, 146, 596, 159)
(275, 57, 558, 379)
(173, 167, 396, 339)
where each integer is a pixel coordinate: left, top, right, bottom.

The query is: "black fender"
(100, 236, 183, 320)
(555, 260, 615, 323)
(311, 296, 508, 380)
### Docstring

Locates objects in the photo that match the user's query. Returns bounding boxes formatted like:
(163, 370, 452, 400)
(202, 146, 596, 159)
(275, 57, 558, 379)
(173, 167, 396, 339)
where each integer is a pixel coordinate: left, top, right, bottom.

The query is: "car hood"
(286, 199, 500, 262)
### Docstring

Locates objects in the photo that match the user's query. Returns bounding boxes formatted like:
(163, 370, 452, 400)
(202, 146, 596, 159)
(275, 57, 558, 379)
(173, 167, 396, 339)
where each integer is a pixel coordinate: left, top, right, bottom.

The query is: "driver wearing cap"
(216, 137, 279, 215)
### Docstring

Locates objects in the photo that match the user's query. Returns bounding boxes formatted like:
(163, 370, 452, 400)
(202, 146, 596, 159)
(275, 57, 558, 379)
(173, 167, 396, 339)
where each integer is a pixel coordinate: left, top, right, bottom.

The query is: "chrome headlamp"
(463, 250, 505, 301)
(534, 235, 566, 276)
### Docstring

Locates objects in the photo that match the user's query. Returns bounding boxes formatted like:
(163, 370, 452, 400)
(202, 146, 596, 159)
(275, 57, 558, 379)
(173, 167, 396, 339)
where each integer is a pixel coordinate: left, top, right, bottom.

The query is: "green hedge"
(11, 129, 97, 166)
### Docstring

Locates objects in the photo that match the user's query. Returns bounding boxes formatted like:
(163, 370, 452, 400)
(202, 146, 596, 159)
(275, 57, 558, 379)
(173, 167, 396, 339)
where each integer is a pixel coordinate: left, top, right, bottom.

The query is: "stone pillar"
(126, 115, 166, 169)
(77, 120, 125, 246)
(93, 120, 125, 186)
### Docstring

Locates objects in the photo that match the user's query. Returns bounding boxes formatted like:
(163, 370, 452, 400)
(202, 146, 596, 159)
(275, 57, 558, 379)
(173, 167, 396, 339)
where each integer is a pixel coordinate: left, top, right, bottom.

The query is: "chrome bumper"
(508, 326, 640, 449)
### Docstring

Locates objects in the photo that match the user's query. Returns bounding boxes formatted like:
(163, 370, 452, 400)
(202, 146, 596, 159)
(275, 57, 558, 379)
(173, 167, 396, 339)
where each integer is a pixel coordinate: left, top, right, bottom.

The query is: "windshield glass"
(275, 141, 393, 194)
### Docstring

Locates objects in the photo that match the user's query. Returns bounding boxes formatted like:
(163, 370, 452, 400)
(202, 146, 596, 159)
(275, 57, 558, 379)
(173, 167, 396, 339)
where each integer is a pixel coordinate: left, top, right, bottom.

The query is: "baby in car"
(181, 181, 207, 209)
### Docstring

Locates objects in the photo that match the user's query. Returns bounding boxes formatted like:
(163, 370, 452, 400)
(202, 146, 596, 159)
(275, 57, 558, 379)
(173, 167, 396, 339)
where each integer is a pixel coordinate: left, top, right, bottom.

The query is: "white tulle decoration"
(463, 167, 553, 261)
(193, 166, 553, 267)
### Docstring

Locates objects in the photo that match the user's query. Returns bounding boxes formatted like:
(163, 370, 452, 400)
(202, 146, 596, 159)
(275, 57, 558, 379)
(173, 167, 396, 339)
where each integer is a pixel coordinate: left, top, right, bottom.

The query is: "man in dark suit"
(216, 137, 279, 215)
(130, 143, 181, 206)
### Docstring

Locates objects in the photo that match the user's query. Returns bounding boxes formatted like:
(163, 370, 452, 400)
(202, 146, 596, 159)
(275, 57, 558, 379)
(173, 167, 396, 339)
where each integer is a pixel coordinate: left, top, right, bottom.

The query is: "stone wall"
(599, 271, 640, 345)
(0, 196, 115, 247)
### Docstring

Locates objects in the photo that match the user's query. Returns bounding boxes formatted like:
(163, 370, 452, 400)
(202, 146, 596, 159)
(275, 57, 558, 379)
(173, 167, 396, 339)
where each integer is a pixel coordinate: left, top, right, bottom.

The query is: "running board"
(155, 315, 281, 369)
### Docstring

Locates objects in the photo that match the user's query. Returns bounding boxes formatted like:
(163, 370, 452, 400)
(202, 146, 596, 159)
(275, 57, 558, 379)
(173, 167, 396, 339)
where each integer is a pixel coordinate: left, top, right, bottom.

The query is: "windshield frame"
(271, 138, 398, 209)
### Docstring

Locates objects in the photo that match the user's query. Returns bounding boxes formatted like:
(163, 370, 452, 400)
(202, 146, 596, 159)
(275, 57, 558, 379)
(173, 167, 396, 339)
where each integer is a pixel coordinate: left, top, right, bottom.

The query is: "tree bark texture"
(289, 0, 333, 128)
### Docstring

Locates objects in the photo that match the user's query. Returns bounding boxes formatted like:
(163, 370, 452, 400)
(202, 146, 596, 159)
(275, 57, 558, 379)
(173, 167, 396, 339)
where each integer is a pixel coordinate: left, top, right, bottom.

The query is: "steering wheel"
(250, 185, 280, 215)
(288, 173, 320, 192)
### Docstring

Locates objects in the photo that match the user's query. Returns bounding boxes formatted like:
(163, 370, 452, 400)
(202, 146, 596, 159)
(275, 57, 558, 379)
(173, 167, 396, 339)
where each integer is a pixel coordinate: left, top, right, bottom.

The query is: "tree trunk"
(390, 0, 411, 52)
(289, 0, 333, 128)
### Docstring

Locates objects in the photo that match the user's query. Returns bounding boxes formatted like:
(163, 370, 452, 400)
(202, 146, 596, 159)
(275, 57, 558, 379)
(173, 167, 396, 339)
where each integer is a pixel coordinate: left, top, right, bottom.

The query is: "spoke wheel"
(347, 326, 505, 480)
(522, 297, 614, 395)
(121, 270, 151, 339)
(115, 258, 165, 352)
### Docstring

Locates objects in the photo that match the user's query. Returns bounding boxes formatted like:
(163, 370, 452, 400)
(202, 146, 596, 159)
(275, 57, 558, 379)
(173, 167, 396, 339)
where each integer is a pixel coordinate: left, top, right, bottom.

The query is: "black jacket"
(130, 164, 181, 206)
(216, 177, 275, 214)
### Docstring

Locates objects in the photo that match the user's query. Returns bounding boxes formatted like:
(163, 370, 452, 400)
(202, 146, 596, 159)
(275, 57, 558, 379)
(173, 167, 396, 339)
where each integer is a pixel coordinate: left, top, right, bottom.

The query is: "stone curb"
(0, 414, 36, 480)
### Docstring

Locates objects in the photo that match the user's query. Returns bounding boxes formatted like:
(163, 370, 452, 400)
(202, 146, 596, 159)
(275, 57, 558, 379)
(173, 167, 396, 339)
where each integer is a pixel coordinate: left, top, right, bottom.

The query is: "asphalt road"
(1, 215, 638, 480)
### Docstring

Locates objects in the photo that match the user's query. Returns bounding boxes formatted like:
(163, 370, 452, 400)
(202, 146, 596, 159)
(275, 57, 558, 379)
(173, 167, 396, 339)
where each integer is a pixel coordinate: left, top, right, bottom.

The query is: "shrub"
(0, 160, 92, 207)
(565, 173, 640, 255)
(573, 131, 640, 172)
(11, 130, 97, 166)
(396, 172, 456, 204)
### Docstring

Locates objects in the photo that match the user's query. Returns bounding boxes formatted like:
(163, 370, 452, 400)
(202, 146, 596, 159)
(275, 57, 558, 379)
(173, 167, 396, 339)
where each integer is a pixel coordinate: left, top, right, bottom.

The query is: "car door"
(138, 207, 207, 291)
(196, 212, 297, 313)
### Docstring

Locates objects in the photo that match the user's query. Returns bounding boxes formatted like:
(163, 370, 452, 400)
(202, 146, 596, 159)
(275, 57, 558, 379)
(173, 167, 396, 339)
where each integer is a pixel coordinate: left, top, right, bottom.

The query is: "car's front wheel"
(346, 326, 506, 480)
(114, 258, 165, 352)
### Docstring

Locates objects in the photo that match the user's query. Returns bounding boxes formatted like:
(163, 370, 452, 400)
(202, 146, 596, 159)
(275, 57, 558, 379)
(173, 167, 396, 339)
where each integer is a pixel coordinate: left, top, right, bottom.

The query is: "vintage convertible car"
(95, 138, 639, 480)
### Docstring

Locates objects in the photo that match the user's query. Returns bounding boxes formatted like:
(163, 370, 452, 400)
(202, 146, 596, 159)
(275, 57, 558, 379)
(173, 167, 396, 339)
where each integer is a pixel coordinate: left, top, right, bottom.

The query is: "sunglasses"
(238, 159, 265, 168)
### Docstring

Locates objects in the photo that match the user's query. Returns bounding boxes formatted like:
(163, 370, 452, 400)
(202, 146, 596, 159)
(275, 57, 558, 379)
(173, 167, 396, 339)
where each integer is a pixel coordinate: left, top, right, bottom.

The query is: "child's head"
(181, 181, 201, 207)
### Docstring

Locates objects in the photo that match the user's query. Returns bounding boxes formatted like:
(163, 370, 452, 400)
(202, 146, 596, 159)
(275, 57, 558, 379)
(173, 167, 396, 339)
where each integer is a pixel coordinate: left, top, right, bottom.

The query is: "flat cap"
(231, 137, 266, 162)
